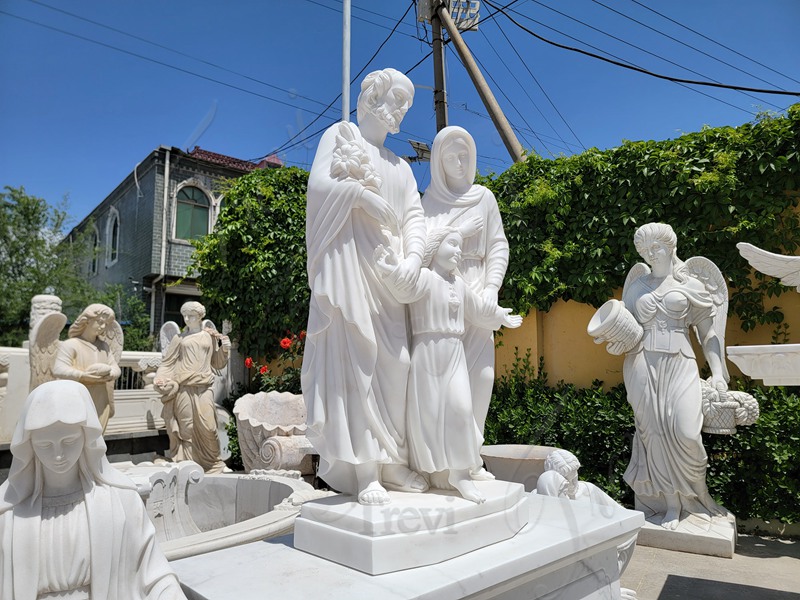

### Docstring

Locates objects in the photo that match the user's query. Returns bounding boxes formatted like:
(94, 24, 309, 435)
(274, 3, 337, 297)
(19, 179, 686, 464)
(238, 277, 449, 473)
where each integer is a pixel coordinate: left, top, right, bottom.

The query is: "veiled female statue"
(422, 126, 509, 439)
(619, 223, 727, 529)
(0, 380, 186, 599)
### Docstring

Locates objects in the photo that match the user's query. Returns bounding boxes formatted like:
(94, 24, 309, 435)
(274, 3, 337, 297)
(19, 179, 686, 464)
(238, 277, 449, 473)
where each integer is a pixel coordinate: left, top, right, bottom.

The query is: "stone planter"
(480, 444, 561, 492)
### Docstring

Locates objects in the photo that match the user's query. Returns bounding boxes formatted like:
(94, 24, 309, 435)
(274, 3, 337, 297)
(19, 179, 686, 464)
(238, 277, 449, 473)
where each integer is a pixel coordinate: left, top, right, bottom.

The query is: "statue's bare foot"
(382, 464, 429, 493)
(449, 471, 486, 504)
(470, 466, 495, 481)
(661, 509, 680, 530)
(358, 481, 390, 505)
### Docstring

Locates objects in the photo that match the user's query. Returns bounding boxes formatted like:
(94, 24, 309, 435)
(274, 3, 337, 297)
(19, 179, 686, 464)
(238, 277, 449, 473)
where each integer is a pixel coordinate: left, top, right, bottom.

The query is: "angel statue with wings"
(30, 302, 123, 432)
(154, 301, 230, 473)
(590, 223, 730, 531)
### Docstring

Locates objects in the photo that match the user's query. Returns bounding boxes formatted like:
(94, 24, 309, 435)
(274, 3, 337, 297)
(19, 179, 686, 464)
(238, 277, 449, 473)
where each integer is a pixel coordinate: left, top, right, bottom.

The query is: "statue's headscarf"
(426, 126, 484, 207)
(0, 380, 136, 511)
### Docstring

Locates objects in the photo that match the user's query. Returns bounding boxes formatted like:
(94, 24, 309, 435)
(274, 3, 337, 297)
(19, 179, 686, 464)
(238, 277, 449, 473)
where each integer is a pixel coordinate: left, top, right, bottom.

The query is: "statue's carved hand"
(395, 254, 422, 288)
(459, 214, 484, 239)
(358, 189, 397, 231)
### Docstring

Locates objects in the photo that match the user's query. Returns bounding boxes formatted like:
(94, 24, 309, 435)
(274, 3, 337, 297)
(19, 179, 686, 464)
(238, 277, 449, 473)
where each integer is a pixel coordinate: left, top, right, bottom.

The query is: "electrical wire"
(0, 9, 331, 116)
(500, 2, 757, 116)
(298, 0, 420, 39)
(517, 0, 781, 111)
(491, 20, 577, 153)
(21, 0, 333, 111)
(264, 0, 417, 160)
(587, 0, 784, 109)
(484, 0, 800, 97)
(628, 0, 800, 87)
(597, 0, 789, 91)
(476, 28, 557, 156)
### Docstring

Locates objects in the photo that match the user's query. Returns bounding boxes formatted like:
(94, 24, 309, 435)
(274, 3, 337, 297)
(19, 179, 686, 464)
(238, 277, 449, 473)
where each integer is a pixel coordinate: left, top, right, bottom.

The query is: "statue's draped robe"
(0, 482, 184, 599)
(157, 331, 228, 473)
(302, 122, 425, 494)
(422, 127, 508, 434)
(622, 276, 714, 516)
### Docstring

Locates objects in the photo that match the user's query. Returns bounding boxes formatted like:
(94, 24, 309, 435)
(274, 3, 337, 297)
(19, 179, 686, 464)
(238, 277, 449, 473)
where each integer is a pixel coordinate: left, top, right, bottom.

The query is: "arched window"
(175, 186, 210, 240)
(89, 226, 100, 275)
(106, 207, 120, 266)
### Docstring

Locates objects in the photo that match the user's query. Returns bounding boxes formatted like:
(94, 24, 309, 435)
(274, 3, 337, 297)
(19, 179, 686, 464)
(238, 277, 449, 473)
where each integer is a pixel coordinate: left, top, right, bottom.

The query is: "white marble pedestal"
(636, 507, 737, 558)
(294, 480, 528, 574)
(173, 492, 644, 600)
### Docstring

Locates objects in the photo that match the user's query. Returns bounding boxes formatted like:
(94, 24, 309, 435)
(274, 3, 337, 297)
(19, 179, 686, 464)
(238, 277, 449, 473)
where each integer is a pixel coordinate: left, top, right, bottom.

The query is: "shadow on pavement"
(734, 534, 800, 560)
(658, 575, 800, 600)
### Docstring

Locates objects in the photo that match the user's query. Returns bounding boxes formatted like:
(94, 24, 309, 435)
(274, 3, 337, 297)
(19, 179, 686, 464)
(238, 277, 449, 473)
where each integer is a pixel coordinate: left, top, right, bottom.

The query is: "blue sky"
(1, 0, 798, 224)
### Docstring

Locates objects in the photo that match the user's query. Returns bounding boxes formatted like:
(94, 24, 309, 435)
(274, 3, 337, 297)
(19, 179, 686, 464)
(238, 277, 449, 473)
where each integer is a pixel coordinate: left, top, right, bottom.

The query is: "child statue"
(375, 226, 522, 503)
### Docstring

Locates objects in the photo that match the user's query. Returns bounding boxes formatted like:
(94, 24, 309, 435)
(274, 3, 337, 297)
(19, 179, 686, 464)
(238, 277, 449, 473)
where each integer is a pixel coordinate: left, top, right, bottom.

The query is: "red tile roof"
(186, 146, 283, 171)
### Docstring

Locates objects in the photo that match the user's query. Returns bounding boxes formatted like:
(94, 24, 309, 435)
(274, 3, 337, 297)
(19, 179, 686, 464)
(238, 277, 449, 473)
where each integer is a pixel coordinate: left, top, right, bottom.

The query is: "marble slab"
(294, 480, 528, 574)
(173, 492, 644, 600)
(636, 510, 736, 558)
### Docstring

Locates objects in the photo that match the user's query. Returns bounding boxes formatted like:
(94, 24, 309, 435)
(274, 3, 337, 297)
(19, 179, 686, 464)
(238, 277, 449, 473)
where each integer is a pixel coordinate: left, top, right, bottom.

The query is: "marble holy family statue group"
(302, 68, 517, 505)
(0, 380, 186, 598)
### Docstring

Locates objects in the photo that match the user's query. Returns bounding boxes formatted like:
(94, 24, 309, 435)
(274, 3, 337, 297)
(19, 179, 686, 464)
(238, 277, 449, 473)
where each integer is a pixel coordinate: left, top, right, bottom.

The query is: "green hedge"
(486, 350, 800, 523)
(484, 104, 800, 333)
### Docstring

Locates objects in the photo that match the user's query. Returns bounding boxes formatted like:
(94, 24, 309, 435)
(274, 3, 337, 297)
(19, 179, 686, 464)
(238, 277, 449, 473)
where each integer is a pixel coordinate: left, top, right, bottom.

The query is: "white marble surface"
(727, 344, 800, 385)
(294, 480, 528, 574)
(173, 492, 644, 600)
(636, 511, 736, 558)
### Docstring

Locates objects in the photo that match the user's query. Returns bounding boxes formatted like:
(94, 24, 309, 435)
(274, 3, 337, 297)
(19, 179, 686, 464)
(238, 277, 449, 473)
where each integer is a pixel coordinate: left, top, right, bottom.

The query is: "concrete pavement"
(621, 534, 800, 599)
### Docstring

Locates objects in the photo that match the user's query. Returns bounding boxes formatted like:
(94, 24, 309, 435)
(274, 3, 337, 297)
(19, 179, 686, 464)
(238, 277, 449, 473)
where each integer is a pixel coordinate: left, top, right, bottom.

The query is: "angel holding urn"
(589, 223, 728, 530)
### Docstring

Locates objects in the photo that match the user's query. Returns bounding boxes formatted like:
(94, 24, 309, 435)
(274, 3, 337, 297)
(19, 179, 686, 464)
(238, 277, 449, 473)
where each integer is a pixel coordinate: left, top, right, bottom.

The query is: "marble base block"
(636, 510, 737, 558)
(173, 493, 644, 600)
(294, 480, 528, 574)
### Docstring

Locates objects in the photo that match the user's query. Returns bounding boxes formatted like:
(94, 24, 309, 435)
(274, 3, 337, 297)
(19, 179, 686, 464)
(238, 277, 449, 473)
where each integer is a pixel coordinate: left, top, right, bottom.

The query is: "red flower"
(299, 330, 306, 340)
(259, 365, 268, 375)
(280, 337, 292, 350)
(244, 357, 254, 369)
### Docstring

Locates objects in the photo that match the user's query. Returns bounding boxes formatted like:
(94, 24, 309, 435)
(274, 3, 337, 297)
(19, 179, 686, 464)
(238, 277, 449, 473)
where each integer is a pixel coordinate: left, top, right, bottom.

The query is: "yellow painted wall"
(496, 288, 800, 388)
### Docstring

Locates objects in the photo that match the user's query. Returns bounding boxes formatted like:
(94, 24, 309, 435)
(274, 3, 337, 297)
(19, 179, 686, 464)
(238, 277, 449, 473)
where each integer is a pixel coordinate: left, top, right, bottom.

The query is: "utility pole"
(342, 0, 351, 121)
(431, 7, 448, 131)
(437, 4, 525, 162)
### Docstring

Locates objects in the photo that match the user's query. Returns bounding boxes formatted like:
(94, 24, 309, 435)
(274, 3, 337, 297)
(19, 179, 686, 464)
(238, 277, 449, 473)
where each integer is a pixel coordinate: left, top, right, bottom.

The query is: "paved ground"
(621, 534, 800, 599)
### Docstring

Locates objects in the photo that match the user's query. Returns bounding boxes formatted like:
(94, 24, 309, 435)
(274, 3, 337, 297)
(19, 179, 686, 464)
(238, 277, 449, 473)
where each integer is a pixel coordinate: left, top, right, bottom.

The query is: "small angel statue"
(375, 226, 522, 504)
(31, 302, 123, 432)
(154, 301, 230, 473)
(589, 223, 732, 530)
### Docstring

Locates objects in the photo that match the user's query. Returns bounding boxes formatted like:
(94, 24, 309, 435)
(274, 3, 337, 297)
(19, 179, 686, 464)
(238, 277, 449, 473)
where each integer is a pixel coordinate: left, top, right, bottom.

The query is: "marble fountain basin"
(480, 444, 560, 492)
(114, 461, 332, 561)
(727, 344, 800, 386)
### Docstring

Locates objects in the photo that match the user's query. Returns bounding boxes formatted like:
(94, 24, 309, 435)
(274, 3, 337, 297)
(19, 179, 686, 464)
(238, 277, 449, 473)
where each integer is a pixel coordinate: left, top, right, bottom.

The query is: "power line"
(518, 0, 781, 111)
(484, 0, 800, 97)
(628, 0, 800, 87)
(476, 28, 556, 156)
(298, 0, 420, 39)
(588, 0, 784, 109)
(265, 1, 417, 160)
(0, 9, 332, 116)
(501, 2, 756, 116)
(491, 19, 587, 150)
(22, 0, 335, 112)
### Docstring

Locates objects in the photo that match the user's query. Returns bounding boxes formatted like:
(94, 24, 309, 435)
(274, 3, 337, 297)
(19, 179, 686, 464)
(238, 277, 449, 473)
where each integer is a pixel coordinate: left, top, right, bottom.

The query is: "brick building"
(68, 145, 281, 334)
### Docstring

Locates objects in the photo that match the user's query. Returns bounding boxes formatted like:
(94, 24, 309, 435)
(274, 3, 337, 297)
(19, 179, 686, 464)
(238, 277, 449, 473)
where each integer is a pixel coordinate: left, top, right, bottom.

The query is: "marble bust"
(155, 301, 230, 474)
(0, 380, 186, 598)
(302, 67, 429, 505)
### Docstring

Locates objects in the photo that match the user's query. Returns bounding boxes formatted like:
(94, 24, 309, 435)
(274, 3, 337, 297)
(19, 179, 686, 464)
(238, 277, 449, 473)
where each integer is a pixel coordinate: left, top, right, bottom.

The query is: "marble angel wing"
(202, 319, 218, 333)
(104, 319, 124, 364)
(737, 242, 800, 291)
(685, 256, 730, 382)
(622, 262, 650, 304)
(30, 311, 67, 388)
(159, 321, 181, 357)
